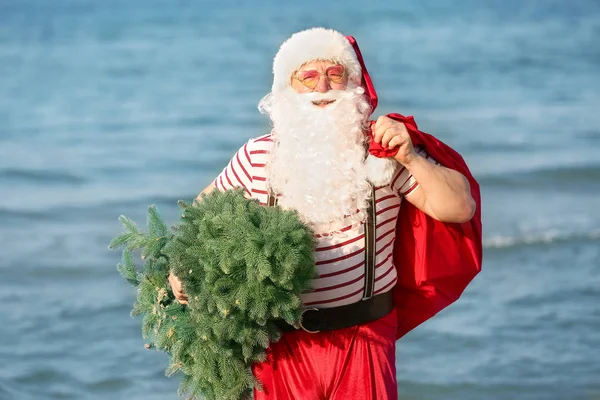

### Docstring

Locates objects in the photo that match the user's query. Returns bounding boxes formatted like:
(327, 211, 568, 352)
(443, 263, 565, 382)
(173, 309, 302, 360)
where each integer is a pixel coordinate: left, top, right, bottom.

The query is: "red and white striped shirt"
(213, 134, 435, 308)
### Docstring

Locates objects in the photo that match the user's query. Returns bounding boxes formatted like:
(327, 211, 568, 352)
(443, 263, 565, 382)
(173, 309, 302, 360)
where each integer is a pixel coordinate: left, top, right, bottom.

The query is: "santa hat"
(272, 28, 361, 92)
(272, 28, 397, 186)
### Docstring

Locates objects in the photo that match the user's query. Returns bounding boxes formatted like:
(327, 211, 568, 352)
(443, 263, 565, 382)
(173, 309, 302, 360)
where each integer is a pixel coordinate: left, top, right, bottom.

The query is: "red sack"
(348, 35, 483, 339)
(374, 114, 483, 339)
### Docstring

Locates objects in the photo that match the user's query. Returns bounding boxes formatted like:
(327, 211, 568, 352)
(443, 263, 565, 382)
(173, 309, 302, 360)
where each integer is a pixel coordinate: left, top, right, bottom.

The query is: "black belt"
(269, 184, 392, 333)
(274, 289, 395, 333)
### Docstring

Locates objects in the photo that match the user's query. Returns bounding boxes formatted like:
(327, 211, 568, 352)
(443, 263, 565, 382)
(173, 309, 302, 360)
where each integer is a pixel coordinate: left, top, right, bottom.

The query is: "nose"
(314, 75, 331, 93)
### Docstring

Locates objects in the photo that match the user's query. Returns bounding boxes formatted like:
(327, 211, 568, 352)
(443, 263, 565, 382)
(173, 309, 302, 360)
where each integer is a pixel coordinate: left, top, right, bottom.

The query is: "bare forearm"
(403, 155, 475, 223)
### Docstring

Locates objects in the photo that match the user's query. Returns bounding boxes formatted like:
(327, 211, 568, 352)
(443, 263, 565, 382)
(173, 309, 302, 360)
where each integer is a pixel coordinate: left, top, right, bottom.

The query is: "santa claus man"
(169, 28, 482, 399)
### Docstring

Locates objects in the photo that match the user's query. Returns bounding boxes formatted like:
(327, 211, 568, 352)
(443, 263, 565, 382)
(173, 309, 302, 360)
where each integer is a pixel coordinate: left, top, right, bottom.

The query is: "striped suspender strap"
(268, 187, 376, 299)
(362, 184, 377, 300)
(267, 192, 278, 207)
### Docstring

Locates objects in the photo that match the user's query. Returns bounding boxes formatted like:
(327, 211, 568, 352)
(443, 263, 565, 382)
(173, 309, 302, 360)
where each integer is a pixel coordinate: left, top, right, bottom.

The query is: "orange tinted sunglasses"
(292, 65, 346, 90)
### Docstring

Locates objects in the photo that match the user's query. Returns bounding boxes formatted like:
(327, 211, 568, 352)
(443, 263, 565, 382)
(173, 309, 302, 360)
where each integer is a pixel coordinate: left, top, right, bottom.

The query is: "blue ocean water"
(1, 1, 599, 399)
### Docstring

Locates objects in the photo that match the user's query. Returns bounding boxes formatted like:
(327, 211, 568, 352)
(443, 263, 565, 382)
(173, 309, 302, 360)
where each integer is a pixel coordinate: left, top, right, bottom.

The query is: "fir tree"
(109, 189, 316, 400)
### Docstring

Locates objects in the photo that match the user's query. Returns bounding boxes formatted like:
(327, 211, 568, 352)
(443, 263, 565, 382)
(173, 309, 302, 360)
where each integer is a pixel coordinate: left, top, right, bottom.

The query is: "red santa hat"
(272, 28, 363, 92)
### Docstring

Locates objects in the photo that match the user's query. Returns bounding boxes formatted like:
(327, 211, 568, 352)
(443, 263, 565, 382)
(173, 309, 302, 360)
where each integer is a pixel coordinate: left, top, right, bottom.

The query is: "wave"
(465, 142, 540, 153)
(484, 229, 600, 250)
(0, 208, 52, 221)
(478, 164, 600, 189)
(0, 193, 192, 224)
(0, 168, 86, 185)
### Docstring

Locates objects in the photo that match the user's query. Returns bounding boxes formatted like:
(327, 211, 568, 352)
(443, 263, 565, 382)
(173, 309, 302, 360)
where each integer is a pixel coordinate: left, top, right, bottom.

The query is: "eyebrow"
(297, 65, 344, 73)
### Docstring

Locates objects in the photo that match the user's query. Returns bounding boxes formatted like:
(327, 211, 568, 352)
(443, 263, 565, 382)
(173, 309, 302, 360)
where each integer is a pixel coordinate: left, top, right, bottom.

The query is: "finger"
(174, 290, 187, 303)
(381, 129, 400, 148)
(374, 124, 391, 144)
(383, 128, 407, 148)
(387, 135, 404, 149)
(377, 115, 391, 125)
(168, 273, 181, 288)
(373, 116, 391, 143)
(169, 280, 182, 296)
(177, 289, 188, 298)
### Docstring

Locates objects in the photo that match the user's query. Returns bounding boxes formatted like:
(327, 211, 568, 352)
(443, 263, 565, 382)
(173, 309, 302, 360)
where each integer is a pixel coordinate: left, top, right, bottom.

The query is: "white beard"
(258, 86, 375, 231)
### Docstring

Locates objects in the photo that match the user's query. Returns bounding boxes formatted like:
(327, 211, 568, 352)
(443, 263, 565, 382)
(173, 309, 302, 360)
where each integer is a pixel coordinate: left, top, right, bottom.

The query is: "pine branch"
(108, 232, 136, 250)
(110, 189, 316, 400)
(147, 205, 167, 237)
(118, 214, 141, 235)
(116, 249, 139, 286)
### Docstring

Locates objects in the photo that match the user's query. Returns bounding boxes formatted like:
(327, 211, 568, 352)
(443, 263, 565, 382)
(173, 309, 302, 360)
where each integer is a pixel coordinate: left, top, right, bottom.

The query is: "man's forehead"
(297, 58, 344, 70)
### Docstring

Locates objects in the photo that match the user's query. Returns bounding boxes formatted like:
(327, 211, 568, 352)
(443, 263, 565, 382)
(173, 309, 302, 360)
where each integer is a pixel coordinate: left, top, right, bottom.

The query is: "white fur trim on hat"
(272, 28, 362, 92)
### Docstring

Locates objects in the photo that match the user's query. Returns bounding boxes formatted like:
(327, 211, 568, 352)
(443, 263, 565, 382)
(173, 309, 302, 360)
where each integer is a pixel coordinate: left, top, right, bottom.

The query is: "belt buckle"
(298, 307, 320, 333)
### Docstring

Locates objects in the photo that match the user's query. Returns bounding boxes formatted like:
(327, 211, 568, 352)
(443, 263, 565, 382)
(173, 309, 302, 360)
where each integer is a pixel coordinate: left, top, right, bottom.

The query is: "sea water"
(1, 1, 599, 399)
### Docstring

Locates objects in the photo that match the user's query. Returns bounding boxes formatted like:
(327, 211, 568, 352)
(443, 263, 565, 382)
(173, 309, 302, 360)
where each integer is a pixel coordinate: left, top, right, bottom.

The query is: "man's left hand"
(372, 116, 417, 166)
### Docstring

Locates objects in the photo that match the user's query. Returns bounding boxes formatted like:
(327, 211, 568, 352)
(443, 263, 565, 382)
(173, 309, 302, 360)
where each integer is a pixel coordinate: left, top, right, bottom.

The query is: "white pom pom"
(365, 154, 398, 187)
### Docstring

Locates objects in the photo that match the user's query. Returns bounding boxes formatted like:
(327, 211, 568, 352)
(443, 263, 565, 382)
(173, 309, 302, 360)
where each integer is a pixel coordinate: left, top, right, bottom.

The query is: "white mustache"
(301, 86, 365, 103)
(300, 90, 349, 102)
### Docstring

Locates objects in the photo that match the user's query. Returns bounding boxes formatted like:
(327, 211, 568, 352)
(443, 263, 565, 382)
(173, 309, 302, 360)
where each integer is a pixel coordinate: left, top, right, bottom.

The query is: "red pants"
(253, 309, 398, 400)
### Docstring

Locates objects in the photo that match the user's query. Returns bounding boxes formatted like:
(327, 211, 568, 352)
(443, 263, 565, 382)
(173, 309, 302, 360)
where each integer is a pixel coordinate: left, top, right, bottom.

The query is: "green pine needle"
(110, 189, 316, 400)
(116, 249, 139, 286)
(118, 215, 141, 235)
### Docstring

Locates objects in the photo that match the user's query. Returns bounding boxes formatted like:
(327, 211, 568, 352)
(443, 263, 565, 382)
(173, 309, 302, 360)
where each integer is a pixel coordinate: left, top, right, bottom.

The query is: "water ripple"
(0, 168, 86, 185)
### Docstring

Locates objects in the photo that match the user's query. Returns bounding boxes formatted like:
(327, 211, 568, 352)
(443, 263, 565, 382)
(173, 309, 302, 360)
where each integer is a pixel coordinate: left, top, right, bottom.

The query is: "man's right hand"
(168, 271, 188, 304)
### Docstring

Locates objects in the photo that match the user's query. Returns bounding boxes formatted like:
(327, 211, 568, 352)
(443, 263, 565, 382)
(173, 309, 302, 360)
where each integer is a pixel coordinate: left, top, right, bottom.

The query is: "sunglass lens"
(299, 71, 319, 89)
(327, 66, 345, 84)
